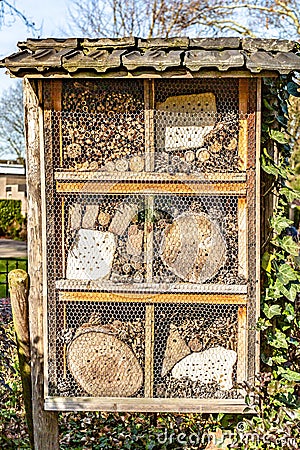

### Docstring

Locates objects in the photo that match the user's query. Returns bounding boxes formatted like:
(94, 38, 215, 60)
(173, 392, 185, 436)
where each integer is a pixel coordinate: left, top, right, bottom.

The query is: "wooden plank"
(58, 291, 247, 304)
(24, 78, 59, 449)
(255, 78, 262, 374)
(45, 397, 251, 413)
(24, 70, 278, 81)
(144, 79, 155, 171)
(237, 306, 247, 383)
(238, 197, 248, 279)
(239, 79, 249, 171)
(56, 181, 246, 195)
(56, 279, 248, 294)
(144, 304, 155, 397)
(54, 170, 247, 183)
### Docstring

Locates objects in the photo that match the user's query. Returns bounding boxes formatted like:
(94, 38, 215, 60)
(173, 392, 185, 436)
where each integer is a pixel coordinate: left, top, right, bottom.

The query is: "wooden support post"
(24, 78, 59, 449)
(8, 269, 33, 448)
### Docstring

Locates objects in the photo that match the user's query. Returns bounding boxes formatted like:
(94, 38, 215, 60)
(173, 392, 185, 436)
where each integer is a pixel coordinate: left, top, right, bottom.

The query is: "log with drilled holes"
(67, 328, 143, 397)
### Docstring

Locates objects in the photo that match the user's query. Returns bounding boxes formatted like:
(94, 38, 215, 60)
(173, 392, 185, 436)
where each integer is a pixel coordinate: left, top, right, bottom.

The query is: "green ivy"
(233, 75, 300, 448)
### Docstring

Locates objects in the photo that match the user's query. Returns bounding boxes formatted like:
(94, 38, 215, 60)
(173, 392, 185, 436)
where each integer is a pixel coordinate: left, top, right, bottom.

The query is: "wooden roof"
(1, 37, 300, 77)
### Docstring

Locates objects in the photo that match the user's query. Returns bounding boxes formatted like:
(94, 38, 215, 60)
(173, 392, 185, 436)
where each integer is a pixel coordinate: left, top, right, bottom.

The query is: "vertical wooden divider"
(24, 78, 59, 448)
(238, 197, 248, 279)
(63, 304, 67, 379)
(237, 305, 247, 384)
(144, 303, 155, 397)
(239, 79, 249, 171)
(143, 79, 155, 398)
(144, 79, 155, 171)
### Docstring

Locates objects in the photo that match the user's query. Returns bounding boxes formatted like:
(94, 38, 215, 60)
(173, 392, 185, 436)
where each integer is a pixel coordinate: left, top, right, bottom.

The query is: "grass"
(0, 258, 27, 298)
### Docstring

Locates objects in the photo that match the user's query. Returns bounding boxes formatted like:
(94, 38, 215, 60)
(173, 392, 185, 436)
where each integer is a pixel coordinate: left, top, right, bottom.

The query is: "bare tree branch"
(0, 82, 25, 161)
(65, 0, 300, 39)
(0, 0, 40, 34)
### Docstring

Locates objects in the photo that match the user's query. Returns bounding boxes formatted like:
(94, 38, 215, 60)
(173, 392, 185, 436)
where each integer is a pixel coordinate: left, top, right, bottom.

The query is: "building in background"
(0, 160, 27, 216)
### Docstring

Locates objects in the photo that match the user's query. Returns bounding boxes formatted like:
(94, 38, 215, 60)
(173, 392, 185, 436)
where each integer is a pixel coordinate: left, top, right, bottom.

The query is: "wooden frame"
(37, 75, 261, 414)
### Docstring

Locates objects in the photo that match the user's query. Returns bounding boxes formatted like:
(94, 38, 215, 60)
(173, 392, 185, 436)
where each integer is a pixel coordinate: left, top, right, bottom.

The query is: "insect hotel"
(3, 37, 300, 413)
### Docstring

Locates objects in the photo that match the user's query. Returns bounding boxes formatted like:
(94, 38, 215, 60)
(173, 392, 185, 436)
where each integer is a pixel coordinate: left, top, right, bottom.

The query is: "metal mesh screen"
(44, 78, 258, 405)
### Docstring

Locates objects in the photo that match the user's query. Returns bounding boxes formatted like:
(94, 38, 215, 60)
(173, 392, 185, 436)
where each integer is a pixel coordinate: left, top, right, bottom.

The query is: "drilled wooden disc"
(67, 331, 143, 397)
(160, 212, 226, 283)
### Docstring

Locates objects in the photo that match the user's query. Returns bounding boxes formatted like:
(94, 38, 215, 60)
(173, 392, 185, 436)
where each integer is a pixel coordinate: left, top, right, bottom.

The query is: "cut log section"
(161, 324, 191, 377)
(67, 330, 143, 397)
(160, 212, 226, 283)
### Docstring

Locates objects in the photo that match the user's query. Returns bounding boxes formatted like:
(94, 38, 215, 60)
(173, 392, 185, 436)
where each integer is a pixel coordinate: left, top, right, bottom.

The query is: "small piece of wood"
(8, 269, 33, 448)
(161, 324, 191, 377)
(68, 203, 82, 231)
(109, 202, 138, 236)
(81, 204, 99, 229)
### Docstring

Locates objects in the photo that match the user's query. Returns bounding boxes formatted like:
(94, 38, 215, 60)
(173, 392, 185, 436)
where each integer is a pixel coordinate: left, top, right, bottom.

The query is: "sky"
(0, 0, 70, 94)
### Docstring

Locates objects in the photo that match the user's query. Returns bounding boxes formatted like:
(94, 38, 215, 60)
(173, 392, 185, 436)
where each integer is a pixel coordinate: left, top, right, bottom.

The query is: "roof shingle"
(1, 37, 300, 77)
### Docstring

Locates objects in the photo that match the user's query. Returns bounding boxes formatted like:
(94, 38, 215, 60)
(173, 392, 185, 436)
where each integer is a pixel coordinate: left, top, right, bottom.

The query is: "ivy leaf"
(269, 129, 289, 144)
(277, 263, 299, 284)
(267, 330, 289, 349)
(287, 284, 300, 302)
(283, 303, 295, 322)
(287, 81, 300, 97)
(278, 367, 300, 382)
(262, 251, 276, 273)
(279, 187, 300, 203)
(263, 304, 282, 319)
(276, 236, 299, 256)
(272, 355, 288, 364)
(263, 98, 276, 111)
(270, 215, 292, 234)
(261, 158, 279, 177)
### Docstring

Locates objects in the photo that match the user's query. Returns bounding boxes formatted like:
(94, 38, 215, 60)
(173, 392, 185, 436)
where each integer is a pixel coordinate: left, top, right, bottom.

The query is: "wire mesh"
(43, 77, 258, 403)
